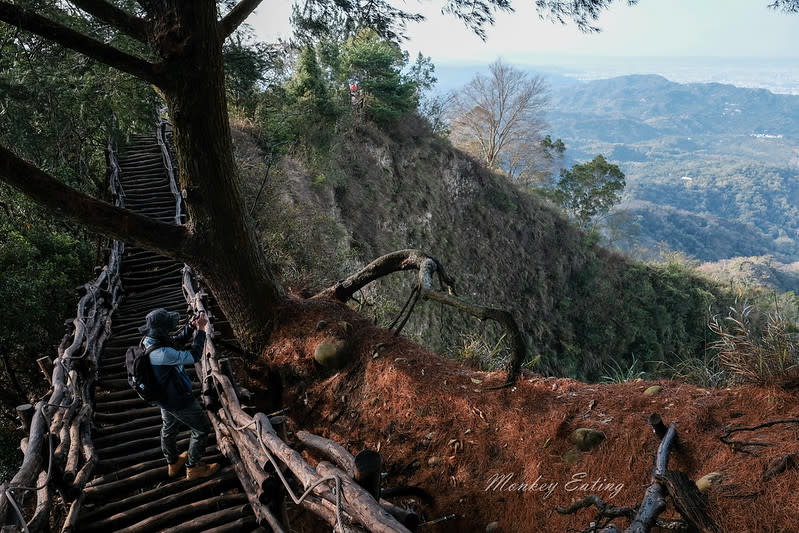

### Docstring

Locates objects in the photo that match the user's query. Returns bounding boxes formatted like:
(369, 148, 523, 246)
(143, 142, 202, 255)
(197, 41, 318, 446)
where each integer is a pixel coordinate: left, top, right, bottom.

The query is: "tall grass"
(708, 301, 798, 385)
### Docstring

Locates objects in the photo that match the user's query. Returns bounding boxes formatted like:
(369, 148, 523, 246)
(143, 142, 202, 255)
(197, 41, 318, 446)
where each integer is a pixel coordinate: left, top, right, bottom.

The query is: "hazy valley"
(540, 69, 799, 292)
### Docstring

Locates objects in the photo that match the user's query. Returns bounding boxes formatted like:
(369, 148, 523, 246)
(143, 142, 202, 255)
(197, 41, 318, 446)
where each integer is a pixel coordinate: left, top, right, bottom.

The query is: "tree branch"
(0, 2, 159, 85)
(219, 0, 264, 38)
(68, 0, 149, 43)
(316, 249, 529, 386)
(0, 144, 193, 261)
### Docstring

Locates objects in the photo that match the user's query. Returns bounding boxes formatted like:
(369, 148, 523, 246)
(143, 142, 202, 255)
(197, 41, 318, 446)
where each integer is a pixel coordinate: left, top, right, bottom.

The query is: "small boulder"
(643, 385, 662, 396)
(571, 428, 606, 451)
(695, 472, 722, 492)
(314, 340, 351, 370)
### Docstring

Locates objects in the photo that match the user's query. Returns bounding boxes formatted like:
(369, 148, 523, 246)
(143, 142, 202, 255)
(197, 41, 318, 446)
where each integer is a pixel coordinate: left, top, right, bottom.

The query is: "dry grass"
(709, 302, 798, 385)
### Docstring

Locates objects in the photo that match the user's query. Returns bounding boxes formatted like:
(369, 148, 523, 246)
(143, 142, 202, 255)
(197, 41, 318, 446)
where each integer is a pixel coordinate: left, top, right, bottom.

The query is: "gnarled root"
(315, 249, 528, 387)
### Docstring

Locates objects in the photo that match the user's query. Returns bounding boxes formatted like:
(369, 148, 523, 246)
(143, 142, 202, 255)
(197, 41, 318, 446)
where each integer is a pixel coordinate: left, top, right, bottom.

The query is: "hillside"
(261, 302, 799, 532)
(548, 75, 799, 264)
(234, 118, 732, 382)
(697, 256, 799, 294)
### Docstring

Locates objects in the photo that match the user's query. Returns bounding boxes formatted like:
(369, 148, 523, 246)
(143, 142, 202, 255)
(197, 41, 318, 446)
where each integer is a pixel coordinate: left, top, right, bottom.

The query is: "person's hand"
(192, 312, 208, 330)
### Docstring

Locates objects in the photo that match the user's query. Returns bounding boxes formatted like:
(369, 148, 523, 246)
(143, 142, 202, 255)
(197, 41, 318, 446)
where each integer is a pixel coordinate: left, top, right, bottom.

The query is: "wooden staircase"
(75, 134, 261, 532)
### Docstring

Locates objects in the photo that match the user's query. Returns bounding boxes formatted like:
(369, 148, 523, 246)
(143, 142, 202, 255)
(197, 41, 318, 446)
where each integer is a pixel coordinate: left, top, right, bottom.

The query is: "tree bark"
(0, 1, 287, 352)
(157, 0, 285, 349)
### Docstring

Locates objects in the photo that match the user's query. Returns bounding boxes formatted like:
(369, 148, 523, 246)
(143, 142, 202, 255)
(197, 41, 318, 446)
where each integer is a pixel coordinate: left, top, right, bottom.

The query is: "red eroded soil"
(257, 298, 799, 532)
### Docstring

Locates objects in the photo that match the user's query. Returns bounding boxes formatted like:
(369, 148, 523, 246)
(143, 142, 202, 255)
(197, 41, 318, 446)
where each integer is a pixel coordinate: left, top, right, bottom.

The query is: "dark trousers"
(160, 398, 210, 467)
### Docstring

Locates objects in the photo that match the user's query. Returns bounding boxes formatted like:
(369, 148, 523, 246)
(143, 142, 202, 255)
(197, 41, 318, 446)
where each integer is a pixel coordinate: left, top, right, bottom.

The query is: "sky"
(249, 0, 799, 64)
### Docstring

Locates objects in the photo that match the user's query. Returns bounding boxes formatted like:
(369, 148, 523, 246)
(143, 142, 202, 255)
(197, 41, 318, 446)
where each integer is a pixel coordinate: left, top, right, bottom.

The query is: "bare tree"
(449, 59, 550, 183)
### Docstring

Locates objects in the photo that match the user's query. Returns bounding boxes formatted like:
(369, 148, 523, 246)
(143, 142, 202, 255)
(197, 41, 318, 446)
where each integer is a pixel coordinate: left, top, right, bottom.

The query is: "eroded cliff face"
(236, 119, 725, 381)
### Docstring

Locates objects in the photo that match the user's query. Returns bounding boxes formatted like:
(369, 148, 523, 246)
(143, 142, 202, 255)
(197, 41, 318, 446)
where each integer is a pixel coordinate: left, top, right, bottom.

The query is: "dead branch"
(316, 249, 528, 385)
(627, 422, 677, 532)
(556, 494, 634, 519)
(659, 470, 721, 533)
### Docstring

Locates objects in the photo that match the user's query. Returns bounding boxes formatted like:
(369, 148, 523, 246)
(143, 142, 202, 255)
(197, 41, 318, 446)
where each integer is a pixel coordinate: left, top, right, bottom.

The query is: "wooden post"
(648, 413, 668, 439)
(36, 357, 54, 384)
(16, 404, 33, 433)
(354, 450, 383, 501)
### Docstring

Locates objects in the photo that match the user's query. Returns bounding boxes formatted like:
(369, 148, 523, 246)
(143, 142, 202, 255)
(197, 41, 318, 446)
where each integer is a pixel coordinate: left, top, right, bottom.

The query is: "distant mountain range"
(545, 73, 799, 271)
(549, 74, 799, 142)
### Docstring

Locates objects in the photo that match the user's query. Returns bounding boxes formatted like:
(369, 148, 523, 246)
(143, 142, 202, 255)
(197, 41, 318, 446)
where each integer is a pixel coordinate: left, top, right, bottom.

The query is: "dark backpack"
(126, 343, 162, 403)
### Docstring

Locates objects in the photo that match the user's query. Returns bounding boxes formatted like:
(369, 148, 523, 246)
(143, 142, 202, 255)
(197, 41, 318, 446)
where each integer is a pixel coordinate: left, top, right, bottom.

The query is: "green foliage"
(0, 187, 93, 458)
(0, 20, 157, 184)
(287, 46, 338, 119)
(223, 28, 279, 116)
(552, 155, 625, 229)
(340, 29, 419, 124)
(600, 355, 645, 383)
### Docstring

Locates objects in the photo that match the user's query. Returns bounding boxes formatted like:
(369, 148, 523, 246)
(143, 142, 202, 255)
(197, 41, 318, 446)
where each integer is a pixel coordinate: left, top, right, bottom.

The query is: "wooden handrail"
(0, 142, 126, 532)
(180, 265, 409, 532)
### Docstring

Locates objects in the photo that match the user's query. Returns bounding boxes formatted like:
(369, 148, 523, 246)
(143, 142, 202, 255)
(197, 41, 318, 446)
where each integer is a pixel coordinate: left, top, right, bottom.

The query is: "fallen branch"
(563, 414, 721, 533)
(316, 249, 528, 385)
(556, 495, 634, 519)
(627, 421, 677, 532)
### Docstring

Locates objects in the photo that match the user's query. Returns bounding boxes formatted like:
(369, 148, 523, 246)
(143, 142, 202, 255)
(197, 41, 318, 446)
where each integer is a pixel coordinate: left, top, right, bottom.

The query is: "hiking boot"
(186, 461, 220, 481)
(167, 451, 188, 478)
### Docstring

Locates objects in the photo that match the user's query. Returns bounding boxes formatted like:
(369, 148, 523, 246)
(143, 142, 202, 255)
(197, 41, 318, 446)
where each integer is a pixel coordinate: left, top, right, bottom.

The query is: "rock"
(486, 521, 500, 532)
(571, 428, 606, 451)
(643, 385, 662, 396)
(695, 472, 722, 492)
(314, 340, 351, 369)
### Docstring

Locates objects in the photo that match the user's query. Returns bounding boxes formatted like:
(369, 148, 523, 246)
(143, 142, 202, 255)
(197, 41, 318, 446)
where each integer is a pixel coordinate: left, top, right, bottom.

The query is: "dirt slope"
(254, 298, 799, 532)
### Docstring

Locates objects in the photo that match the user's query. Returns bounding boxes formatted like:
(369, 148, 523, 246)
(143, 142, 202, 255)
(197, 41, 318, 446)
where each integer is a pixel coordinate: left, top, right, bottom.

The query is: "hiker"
(138, 308, 220, 480)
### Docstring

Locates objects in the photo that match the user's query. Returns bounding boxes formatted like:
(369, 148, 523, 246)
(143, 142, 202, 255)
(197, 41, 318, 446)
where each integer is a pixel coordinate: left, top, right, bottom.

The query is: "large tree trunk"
(0, 0, 283, 351)
(155, 1, 284, 349)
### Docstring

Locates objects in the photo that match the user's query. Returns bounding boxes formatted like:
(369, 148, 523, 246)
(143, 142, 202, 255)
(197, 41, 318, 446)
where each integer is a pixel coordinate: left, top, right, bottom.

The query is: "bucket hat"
(138, 308, 180, 337)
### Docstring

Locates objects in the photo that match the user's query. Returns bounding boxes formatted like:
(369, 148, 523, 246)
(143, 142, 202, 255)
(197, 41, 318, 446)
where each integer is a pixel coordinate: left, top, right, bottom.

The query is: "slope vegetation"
(235, 118, 731, 381)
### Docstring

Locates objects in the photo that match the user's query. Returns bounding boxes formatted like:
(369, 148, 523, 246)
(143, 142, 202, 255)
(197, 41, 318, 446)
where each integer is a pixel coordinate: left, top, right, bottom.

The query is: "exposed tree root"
(315, 249, 529, 386)
(719, 418, 799, 453)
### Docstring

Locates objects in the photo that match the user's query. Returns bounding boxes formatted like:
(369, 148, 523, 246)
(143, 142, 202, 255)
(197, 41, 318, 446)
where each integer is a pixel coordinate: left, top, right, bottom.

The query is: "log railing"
(0, 146, 126, 532)
(180, 268, 411, 532)
(1, 124, 410, 532)
(156, 119, 183, 225)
